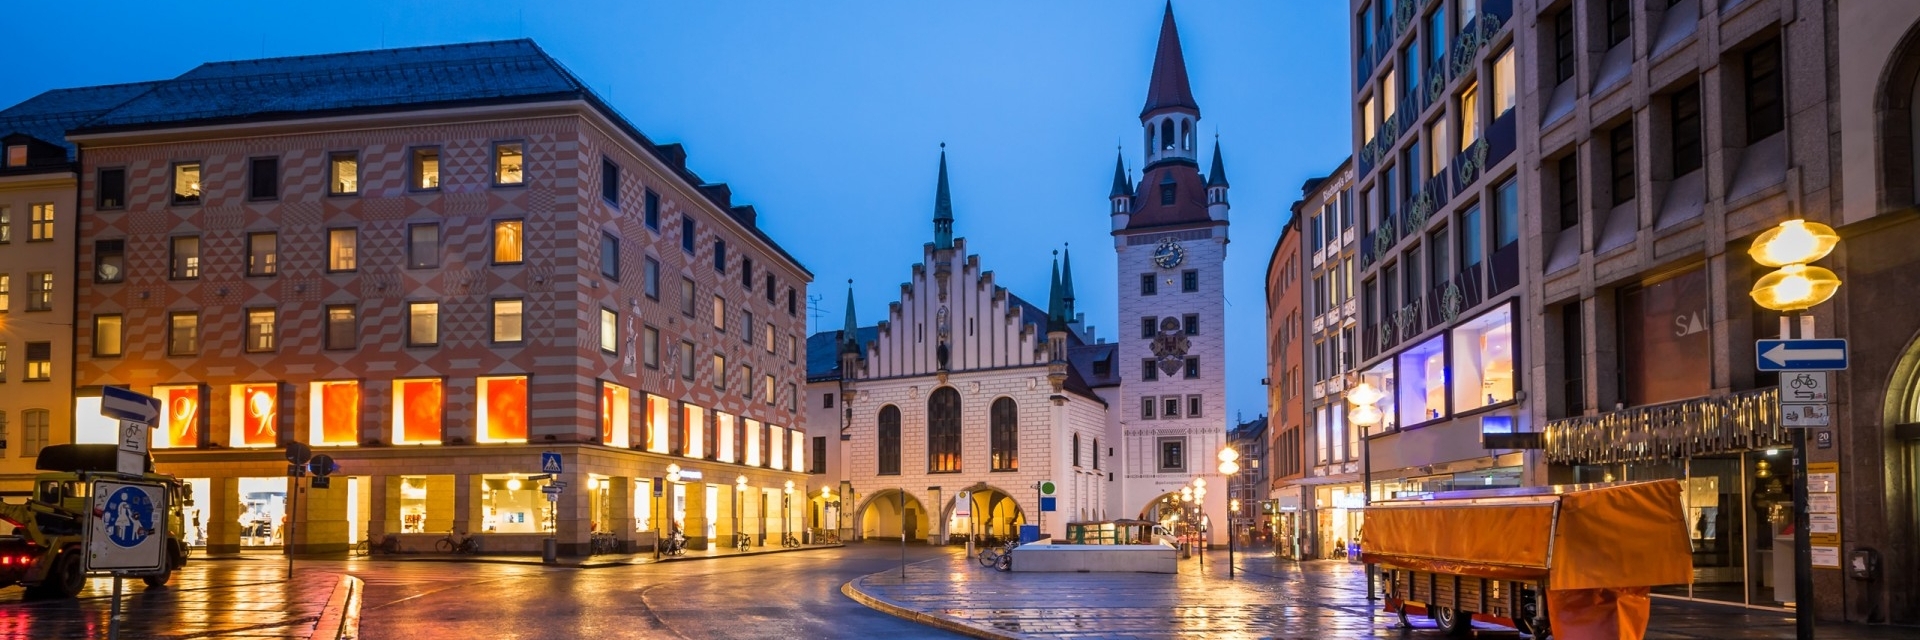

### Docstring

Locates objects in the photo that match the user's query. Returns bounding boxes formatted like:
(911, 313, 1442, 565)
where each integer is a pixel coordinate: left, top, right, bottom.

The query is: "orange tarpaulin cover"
(1550, 480, 1692, 591)
(1363, 502, 1556, 580)
(1548, 587, 1653, 640)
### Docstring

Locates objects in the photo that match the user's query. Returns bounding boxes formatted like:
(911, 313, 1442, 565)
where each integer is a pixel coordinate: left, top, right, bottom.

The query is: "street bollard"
(543, 537, 557, 564)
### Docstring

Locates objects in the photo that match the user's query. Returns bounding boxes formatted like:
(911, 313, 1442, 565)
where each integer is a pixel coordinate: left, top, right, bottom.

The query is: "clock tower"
(1110, 2, 1232, 535)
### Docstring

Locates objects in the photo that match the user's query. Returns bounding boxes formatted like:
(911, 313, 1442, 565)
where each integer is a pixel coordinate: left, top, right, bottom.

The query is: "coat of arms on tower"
(1151, 317, 1190, 377)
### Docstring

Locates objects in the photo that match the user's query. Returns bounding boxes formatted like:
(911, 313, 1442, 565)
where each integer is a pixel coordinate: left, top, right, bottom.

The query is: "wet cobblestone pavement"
(0, 556, 339, 640)
(848, 547, 1920, 639)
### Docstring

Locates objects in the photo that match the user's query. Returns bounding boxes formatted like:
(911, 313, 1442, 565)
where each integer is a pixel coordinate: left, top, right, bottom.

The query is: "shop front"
(1313, 483, 1366, 561)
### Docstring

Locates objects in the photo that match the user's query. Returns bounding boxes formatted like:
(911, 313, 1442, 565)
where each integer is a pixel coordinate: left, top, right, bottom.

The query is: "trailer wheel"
(1433, 607, 1474, 636)
(28, 549, 86, 599)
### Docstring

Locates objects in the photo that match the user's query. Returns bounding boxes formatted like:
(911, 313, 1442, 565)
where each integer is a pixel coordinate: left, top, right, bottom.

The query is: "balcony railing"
(1544, 387, 1783, 465)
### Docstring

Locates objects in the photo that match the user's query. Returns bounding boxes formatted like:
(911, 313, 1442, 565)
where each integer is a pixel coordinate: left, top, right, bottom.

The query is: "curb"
(364, 543, 844, 568)
(841, 568, 1022, 640)
(311, 573, 364, 640)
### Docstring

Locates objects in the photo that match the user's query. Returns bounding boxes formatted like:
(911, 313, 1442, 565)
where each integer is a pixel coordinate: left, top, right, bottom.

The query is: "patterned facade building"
(0, 40, 813, 555)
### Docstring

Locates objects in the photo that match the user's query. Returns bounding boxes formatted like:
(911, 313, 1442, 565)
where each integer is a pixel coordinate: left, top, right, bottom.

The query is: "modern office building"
(4, 40, 814, 556)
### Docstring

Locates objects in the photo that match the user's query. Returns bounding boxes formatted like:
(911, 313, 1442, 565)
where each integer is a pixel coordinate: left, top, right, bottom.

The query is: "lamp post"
(1178, 486, 1194, 559)
(1748, 218, 1841, 640)
(1193, 478, 1207, 563)
(659, 464, 681, 560)
(1346, 379, 1385, 600)
(820, 486, 836, 544)
(1218, 446, 1240, 578)
(735, 475, 748, 550)
(783, 480, 795, 544)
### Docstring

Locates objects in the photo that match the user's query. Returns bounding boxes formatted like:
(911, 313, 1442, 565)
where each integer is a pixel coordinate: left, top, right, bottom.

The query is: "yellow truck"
(0, 444, 192, 598)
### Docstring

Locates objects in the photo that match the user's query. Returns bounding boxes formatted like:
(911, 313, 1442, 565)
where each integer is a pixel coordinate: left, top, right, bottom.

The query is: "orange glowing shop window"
(310, 381, 361, 446)
(601, 382, 631, 448)
(478, 376, 528, 443)
(394, 379, 443, 444)
(229, 383, 279, 448)
(154, 385, 201, 449)
(645, 394, 670, 454)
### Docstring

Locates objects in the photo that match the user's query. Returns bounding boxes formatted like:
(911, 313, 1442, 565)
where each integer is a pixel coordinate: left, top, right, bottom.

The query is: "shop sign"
(1783, 403, 1830, 428)
(677, 469, 703, 481)
(1332, 494, 1366, 509)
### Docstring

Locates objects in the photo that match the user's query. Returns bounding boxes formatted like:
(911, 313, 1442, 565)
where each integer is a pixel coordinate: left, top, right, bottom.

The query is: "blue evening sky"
(1, 0, 1351, 425)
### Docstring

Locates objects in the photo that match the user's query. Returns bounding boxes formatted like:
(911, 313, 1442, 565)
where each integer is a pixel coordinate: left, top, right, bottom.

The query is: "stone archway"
(1876, 329, 1920, 623)
(857, 489, 929, 542)
(1138, 491, 1188, 526)
(1875, 20, 1920, 211)
(938, 483, 1026, 544)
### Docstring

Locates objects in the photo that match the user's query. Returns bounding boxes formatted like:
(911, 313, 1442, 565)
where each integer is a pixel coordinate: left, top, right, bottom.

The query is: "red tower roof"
(1140, 3, 1199, 119)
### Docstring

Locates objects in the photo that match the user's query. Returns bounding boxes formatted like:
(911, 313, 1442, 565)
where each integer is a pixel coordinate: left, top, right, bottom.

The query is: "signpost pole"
(899, 485, 906, 579)
(109, 574, 123, 640)
(1788, 316, 1815, 640)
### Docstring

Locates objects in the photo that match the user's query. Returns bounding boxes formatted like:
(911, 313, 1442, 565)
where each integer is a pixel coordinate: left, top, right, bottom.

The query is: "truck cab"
(0, 444, 191, 598)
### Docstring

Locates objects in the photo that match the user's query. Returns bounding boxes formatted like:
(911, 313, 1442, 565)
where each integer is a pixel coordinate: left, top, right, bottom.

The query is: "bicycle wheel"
(435, 538, 455, 553)
(353, 541, 369, 557)
(976, 548, 1000, 567)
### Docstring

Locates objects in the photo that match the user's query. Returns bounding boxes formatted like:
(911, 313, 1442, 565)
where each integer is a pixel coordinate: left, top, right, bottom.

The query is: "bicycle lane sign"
(1784, 371, 1830, 403)
(86, 479, 168, 572)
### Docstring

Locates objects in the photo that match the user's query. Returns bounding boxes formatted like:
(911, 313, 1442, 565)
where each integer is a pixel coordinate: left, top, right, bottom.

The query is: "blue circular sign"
(102, 486, 156, 548)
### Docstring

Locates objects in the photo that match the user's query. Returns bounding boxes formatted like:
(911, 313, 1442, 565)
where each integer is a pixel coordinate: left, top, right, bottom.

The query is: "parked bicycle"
(975, 539, 1020, 569)
(662, 531, 688, 556)
(589, 532, 619, 555)
(812, 528, 840, 545)
(733, 531, 752, 551)
(781, 533, 801, 549)
(354, 533, 401, 557)
(435, 532, 481, 555)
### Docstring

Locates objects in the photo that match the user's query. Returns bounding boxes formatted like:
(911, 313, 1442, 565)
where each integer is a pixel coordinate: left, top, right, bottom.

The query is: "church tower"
(1111, 2, 1232, 533)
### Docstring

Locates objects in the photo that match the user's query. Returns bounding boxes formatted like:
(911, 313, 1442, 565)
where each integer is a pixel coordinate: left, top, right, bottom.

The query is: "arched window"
(1160, 119, 1175, 151)
(1180, 119, 1191, 151)
(990, 397, 1017, 471)
(1145, 127, 1154, 154)
(1072, 433, 1082, 467)
(878, 405, 901, 476)
(928, 388, 961, 473)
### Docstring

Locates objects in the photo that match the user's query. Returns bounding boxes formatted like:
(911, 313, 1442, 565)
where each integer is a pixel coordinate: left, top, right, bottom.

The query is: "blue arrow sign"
(100, 386, 162, 424)
(541, 451, 563, 474)
(1756, 339, 1848, 371)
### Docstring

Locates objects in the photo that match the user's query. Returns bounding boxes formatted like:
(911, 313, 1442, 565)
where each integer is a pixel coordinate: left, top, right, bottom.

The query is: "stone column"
(207, 476, 240, 556)
(684, 483, 710, 550)
(368, 474, 392, 537)
(425, 475, 455, 533)
(611, 476, 634, 550)
(452, 474, 476, 535)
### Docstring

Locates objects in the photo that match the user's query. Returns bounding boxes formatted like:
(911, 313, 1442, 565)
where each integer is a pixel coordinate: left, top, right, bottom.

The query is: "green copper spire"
(1060, 243, 1077, 322)
(933, 144, 954, 250)
(840, 280, 859, 355)
(1047, 251, 1066, 332)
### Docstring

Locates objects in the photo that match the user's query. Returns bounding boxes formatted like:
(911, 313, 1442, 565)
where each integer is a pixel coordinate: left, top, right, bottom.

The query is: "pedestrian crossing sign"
(541, 451, 563, 474)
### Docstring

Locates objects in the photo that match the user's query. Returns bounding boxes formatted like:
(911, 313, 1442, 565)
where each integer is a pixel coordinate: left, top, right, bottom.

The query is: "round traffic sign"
(310, 454, 338, 478)
(1039, 481, 1057, 496)
(101, 486, 156, 548)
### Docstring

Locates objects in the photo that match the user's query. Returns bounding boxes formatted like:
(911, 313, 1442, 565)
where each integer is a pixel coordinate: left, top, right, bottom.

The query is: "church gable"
(862, 239, 1048, 379)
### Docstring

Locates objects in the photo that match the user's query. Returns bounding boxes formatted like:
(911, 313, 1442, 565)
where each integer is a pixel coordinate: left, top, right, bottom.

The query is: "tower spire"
(1110, 147, 1132, 198)
(1047, 250, 1066, 332)
(1141, 1, 1199, 119)
(1207, 137, 1229, 187)
(1061, 243, 1077, 322)
(840, 280, 859, 355)
(933, 143, 954, 251)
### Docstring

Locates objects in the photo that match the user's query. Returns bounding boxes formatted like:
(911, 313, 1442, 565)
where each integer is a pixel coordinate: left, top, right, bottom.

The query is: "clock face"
(1152, 237, 1185, 269)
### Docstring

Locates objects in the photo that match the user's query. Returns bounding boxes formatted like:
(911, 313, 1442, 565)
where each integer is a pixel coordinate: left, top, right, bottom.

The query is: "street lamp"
(1346, 379, 1384, 600)
(1218, 446, 1240, 578)
(783, 480, 795, 545)
(657, 464, 682, 560)
(1749, 217, 1841, 640)
(1178, 487, 1194, 559)
(735, 475, 749, 550)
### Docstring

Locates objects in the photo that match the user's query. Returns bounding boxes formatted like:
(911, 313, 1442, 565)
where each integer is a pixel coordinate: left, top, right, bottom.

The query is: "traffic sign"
(541, 451, 563, 474)
(312, 476, 331, 489)
(653, 477, 664, 497)
(309, 454, 338, 478)
(84, 479, 167, 572)
(1784, 403, 1831, 428)
(1783, 372, 1831, 403)
(1038, 480, 1056, 497)
(285, 441, 313, 466)
(100, 386, 161, 425)
(1757, 339, 1848, 371)
(955, 492, 971, 518)
(1040, 496, 1057, 512)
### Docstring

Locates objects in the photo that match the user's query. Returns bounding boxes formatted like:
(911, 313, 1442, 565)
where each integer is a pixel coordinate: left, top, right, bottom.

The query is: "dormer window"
(4, 145, 24, 167)
(1160, 180, 1176, 205)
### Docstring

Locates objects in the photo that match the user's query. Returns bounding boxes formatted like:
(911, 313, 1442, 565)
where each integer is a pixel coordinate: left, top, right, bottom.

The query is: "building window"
(1397, 335, 1447, 425)
(742, 312, 755, 345)
(249, 157, 279, 200)
(1428, 119, 1449, 173)
(408, 224, 440, 269)
(765, 274, 776, 302)
(681, 217, 696, 253)
(1164, 397, 1180, 418)
(94, 314, 124, 357)
(24, 343, 49, 381)
(412, 148, 441, 191)
(493, 299, 523, 343)
(1459, 82, 1480, 151)
(1621, 266, 1711, 406)
(713, 296, 727, 331)
(1140, 396, 1156, 419)
(168, 312, 199, 355)
(787, 288, 797, 316)
(1610, 122, 1635, 206)
(1184, 357, 1200, 379)
(1158, 437, 1185, 473)
(763, 374, 776, 405)
(24, 204, 54, 244)
(169, 236, 199, 280)
(476, 375, 530, 443)
(679, 340, 696, 380)
(1188, 395, 1202, 418)
(1745, 37, 1784, 144)
(1140, 273, 1157, 296)
(1605, 0, 1631, 49)
(787, 382, 798, 412)
(741, 257, 755, 289)
(601, 158, 621, 206)
(326, 305, 356, 350)
(246, 308, 276, 352)
(587, 232, 615, 281)
(247, 232, 278, 276)
(0, 344, 7, 379)
(23, 410, 48, 457)
(329, 228, 358, 271)
(311, 380, 362, 447)
(990, 397, 1018, 471)
(1181, 270, 1198, 292)
(878, 405, 901, 476)
(1183, 313, 1199, 336)
(1554, 7, 1576, 84)
(1492, 47, 1516, 117)
(644, 325, 660, 368)
(1092, 437, 1101, 470)
(0, 206, 9, 243)
(601, 382, 633, 448)
(713, 354, 727, 390)
(739, 366, 752, 398)
(681, 278, 696, 316)
(172, 163, 202, 206)
(1453, 305, 1516, 413)
(713, 239, 727, 273)
(600, 308, 618, 354)
(494, 142, 524, 185)
(1142, 359, 1159, 381)
(26, 273, 51, 311)
(1072, 432, 1082, 468)
(927, 387, 961, 473)
(765, 323, 776, 353)
(98, 168, 126, 209)
(1670, 83, 1702, 176)
(1141, 317, 1156, 339)
(330, 152, 359, 195)
(409, 302, 440, 347)
(643, 256, 661, 299)
(1557, 155, 1580, 230)
(812, 436, 827, 474)
(1494, 177, 1520, 249)
(471, 220, 517, 266)
(394, 379, 444, 444)
(643, 189, 661, 230)
(1561, 302, 1586, 416)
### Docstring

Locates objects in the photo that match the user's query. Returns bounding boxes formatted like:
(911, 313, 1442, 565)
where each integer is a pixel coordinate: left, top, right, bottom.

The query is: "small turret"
(1206, 139, 1230, 222)
(839, 281, 861, 379)
(1045, 251, 1069, 394)
(1109, 149, 1132, 231)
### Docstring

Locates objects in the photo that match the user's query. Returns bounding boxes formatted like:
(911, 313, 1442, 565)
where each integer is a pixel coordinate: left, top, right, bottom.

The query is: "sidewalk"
(364, 541, 844, 568)
(845, 547, 1918, 639)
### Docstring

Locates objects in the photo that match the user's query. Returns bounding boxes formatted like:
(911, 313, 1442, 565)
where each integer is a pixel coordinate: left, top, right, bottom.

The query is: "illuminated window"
(168, 312, 199, 356)
(600, 308, 617, 353)
(713, 296, 726, 331)
(716, 411, 737, 462)
(410, 302, 439, 346)
(394, 379, 444, 444)
(229, 383, 280, 447)
(94, 314, 123, 357)
(494, 142, 524, 185)
(1492, 47, 1516, 117)
(172, 163, 202, 206)
(154, 385, 201, 448)
(493, 220, 524, 264)
(3, 145, 22, 167)
(791, 433, 806, 475)
(0, 206, 9, 243)
(310, 380, 361, 446)
(682, 403, 705, 459)
(477, 375, 529, 443)
(763, 374, 775, 405)
(171, 236, 200, 279)
(480, 474, 551, 533)
(1397, 335, 1448, 426)
(744, 418, 763, 467)
(330, 152, 359, 195)
(990, 397, 1017, 471)
(1459, 82, 1480, 152)
(27, 272, 52, 311)
(1362, 96, 1377, 141)
(24, 343, 48, 381)
(29, 203, 53, 242)
(1452, 305, 1516, 413)
(927, 387, 960, 473)
(601, 382, 631, 448)
(713, 354, 727, 390)
(645, 393, 670, 453)
(246, 308, 276, 352)
(329, 228, 357, 271)
(327, 305, 357, 350)
(764, 323, 775, 353)
(876, 407, 899, 475)
(769, 426, 785, 471)
(412, 147, 441, 191)
(248, 232, 278, 276)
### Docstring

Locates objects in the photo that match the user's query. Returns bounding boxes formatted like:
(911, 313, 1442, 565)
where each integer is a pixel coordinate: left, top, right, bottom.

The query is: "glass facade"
(1450, 306, 1515, 413)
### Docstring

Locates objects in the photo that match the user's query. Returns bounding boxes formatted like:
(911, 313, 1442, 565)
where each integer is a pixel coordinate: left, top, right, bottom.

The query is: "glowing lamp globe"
(1750, 264, 1841, 312)
(1218, 459, 1239, 475)
(1749, 219, 1839, 268)
(507, 477, 523, 491)
(1217, 447, 1239, 463)
(1346, 381, 1384, 407)
(1350, 403, 1384, 427)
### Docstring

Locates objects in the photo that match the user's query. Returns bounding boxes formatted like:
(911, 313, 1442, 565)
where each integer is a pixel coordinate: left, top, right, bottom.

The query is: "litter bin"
(543, 537, 557, 564)
(1018, 525, 1040, 545)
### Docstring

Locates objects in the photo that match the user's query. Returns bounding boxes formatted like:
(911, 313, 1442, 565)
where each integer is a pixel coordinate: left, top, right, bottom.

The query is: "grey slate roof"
(807, 327, 879, 382)
(0, 81, 164, 159)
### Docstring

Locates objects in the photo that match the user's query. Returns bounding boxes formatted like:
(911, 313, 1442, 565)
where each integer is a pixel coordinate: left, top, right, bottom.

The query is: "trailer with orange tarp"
(1360, 479, 1692, 639)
